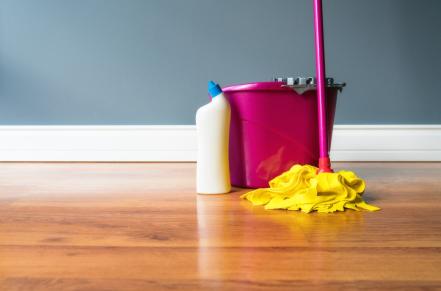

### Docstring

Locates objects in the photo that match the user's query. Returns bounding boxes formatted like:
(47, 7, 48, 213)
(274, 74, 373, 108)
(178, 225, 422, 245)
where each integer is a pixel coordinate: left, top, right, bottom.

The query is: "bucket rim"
(223, 81, 345, 93)
(223, 82, 290, 92)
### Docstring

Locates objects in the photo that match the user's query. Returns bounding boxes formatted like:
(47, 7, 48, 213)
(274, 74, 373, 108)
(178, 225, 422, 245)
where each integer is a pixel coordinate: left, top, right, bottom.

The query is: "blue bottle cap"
(208, 81, 222, 98)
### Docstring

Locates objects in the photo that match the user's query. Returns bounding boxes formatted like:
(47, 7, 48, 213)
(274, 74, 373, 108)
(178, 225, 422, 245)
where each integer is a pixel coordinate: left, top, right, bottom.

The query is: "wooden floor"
(0, 162, 440, 290)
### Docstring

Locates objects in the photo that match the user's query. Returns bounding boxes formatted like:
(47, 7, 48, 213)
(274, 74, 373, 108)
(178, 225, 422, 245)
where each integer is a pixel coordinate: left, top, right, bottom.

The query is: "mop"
(241, 0, 379, 213)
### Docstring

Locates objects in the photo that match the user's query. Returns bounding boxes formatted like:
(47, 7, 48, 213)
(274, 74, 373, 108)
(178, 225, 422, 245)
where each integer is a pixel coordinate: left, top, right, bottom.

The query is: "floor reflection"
(196, 191, 366, 280)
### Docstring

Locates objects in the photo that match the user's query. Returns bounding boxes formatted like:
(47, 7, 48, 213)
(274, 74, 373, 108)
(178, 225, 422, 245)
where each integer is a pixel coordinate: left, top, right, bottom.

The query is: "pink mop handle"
(313, 0, 333, 172)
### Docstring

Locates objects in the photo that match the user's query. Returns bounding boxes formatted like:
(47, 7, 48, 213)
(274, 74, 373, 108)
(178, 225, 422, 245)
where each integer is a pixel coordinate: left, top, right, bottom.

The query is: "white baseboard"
(330, 125, 441, 161)
(0, 125, 439, 162)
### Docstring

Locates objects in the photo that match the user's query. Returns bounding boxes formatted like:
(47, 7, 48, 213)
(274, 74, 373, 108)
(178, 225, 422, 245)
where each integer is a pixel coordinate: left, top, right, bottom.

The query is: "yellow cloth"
(241, 164, 380, 213)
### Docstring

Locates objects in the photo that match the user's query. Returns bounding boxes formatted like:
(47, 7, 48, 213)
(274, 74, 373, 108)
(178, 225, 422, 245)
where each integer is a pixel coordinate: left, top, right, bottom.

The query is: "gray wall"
(1, 0, 440, 125)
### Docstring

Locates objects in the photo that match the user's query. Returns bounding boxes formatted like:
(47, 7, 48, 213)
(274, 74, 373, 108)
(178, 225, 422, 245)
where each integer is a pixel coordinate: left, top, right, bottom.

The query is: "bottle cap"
(208, 81, 222, 98)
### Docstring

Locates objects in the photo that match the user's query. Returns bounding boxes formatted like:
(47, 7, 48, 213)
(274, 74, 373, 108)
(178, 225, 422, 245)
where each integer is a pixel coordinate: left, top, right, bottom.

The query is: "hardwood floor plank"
(1, 245, 440, 281)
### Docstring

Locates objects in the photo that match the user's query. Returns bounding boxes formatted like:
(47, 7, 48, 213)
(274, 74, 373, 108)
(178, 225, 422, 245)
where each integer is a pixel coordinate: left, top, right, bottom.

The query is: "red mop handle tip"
(318, 157, 334, 173)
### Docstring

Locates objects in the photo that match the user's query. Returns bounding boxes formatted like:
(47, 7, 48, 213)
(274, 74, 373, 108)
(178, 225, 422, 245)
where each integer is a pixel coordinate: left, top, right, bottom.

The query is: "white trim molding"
(0, 125, 439, 162)
(331, 125, 441, 161)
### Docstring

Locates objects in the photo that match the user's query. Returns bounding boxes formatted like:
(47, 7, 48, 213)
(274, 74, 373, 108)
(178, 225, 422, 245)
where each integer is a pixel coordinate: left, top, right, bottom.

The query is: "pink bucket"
(223, 81, 341, 189)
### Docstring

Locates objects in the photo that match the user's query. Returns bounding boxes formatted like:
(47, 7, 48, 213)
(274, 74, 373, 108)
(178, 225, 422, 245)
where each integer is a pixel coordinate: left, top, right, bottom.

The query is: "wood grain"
(0, 162, 440, 290)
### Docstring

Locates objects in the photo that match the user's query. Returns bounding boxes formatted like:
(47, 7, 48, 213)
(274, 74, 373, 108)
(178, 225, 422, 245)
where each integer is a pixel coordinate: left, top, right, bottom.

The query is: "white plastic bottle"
(196, 81, 231, 194)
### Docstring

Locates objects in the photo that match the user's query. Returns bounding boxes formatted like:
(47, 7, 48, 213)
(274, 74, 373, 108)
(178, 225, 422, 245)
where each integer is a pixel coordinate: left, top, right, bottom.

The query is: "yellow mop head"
(241, 164, 380, 213)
